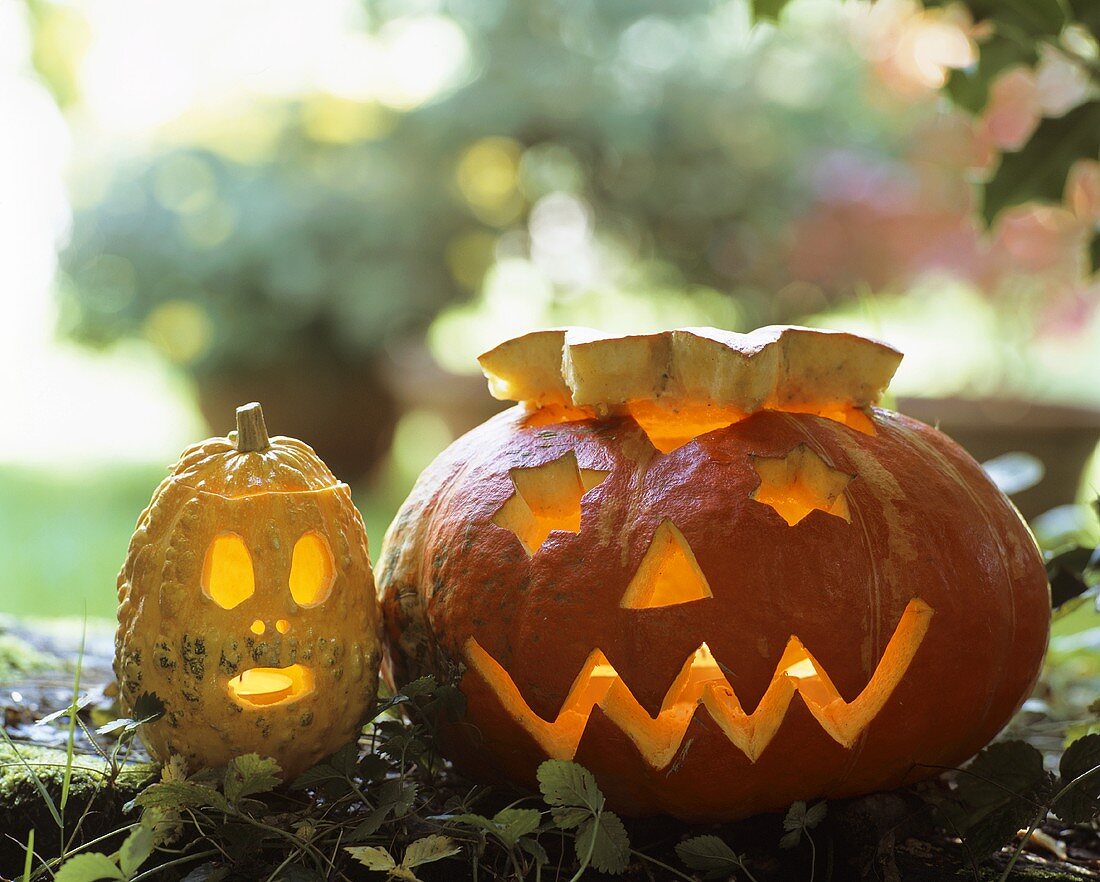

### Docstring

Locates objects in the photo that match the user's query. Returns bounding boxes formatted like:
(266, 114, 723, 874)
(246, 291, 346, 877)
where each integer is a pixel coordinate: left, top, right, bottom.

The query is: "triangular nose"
(621, 519, 713, 609)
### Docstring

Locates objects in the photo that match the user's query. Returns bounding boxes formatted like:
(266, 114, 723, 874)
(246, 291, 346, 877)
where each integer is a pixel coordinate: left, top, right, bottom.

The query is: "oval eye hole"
(289, 531, 335, 607)
(202, 533, 255, 609)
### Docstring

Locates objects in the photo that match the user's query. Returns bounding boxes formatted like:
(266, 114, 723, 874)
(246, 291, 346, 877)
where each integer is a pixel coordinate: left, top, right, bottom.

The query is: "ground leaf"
(1055, 733, 1100, 823)
(53, 853, 124, 882)
(804, 800, 827, 829)
(134, 781, 229, 813)
(676, 834, 745, 873)
(394, 676, 437, 700)
(224, 754, 282, 804)
(445, 812, 496, 833)
(402, 835, 462, 868)
(94, 691, 166, 737)
(551, 805, 590, 829)
(954, 740, 1053, 856)
(493, 808, 541, 846)
(346, 846, 396, 871)
(348, 802, 395, 841)
(519, 837, 549, 866)
(131, 691, 166, 723)
(538, 760, 604, 814)
(780, 799, 825, 848)
(118, 825, 155, 877)
(576, 812, 629, 875)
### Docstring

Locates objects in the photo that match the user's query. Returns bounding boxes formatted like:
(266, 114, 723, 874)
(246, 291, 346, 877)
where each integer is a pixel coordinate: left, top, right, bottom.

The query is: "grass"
(0, 463, 401, 620)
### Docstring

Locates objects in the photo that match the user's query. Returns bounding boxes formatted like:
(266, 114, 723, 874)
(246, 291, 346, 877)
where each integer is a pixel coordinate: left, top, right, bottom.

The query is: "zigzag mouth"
(466, 598, 933, 768)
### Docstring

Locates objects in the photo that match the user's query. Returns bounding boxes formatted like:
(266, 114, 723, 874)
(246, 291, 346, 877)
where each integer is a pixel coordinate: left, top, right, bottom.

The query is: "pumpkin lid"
(478, 326, 902, 415)
(170, 402, 341, 497)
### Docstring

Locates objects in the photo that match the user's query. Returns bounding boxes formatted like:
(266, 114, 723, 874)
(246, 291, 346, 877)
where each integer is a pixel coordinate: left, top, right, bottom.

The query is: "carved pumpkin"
(378, 327, 1050, 821)
(116, 403, 381, 778)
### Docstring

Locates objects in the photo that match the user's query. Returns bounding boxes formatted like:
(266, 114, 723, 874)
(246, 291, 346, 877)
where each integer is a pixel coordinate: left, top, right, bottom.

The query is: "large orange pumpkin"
(117, 403, 381, 779)
(377, 327, 1050, 821)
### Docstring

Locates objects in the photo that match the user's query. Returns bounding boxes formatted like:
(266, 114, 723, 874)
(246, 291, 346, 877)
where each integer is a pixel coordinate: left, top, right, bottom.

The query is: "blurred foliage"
(928, 0, 1100, 266)
(59, 132, 466, 373)
(56, 0, 926, 372)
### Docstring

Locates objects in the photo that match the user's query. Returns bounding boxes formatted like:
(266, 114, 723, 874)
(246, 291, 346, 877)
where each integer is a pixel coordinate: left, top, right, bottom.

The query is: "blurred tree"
(57, 0, 916, 365)
(50, 0, 1098, 469)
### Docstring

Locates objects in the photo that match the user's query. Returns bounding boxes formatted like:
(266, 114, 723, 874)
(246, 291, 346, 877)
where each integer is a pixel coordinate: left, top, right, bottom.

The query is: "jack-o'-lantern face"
(117, 404, 381, 779)
(378, 327, 1050, 821)
(200, 524, 339, 708)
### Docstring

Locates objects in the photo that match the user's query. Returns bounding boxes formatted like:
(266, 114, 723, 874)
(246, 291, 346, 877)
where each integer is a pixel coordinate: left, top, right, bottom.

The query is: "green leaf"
(53, 853, 125, 882)
(493, 808, 541, 846)
(783, 800, 808, 832)
(954, 741, 1054, 856)
(224, 754, 282, 804)
(395, 781, 418, 818)
(345, 846, 396, 871)
(401, 835, 462, 869)
(551, 806, 590, 829)
(944, 34, 1036, 114)
(134, 781, 229, 813)
(131, 691, 166, 724)
(951, 0, 1067, 37)
(957, 741, 1052, 805)
(675, 835, 746, 872)
(445, 812, 497, 833)
(750, 0, 791, 21)
(395, 676, 438, 699)
(348, 803, 396, 841)
(118, 825, 155, 878)
(538, 760, 604, 814)
(804, 800, 827, 830)
(576, 812, 630, 875)
(288, 763, 346, 792)
(1055, 733, 1100, 823)
(984, 101, 1100, 223)
(779, 829, 802, 849)
(519, 837, 550, 866)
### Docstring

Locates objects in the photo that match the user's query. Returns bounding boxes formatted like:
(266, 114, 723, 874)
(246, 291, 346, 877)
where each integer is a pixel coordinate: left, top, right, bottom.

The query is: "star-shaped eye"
(492, 452, 609, 555)
(749, 444, 854, 526)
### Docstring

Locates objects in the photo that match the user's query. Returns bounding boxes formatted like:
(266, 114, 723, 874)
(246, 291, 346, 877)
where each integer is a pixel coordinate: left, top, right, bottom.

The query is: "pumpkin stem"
(236, 402, 271, 452)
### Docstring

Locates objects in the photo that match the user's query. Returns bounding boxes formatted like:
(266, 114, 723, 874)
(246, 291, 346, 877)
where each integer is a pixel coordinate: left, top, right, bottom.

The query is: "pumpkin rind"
(378, 328, 1049, 821)
(117, 409, 381, 779)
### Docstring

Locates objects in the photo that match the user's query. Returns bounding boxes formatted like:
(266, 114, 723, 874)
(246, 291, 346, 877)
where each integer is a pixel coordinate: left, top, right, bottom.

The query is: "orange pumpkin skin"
(378, 406, 1050, 821)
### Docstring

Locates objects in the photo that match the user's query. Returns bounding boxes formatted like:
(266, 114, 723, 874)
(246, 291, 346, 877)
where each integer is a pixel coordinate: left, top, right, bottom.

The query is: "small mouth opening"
(228, 664, 314, 707)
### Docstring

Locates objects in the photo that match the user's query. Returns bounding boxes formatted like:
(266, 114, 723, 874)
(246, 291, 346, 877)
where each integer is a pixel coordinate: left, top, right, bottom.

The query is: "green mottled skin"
(117, 433, 382, 780)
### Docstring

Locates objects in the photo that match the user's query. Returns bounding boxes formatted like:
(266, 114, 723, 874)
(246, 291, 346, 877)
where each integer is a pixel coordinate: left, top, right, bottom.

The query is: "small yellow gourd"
(116, 403, 381, 778)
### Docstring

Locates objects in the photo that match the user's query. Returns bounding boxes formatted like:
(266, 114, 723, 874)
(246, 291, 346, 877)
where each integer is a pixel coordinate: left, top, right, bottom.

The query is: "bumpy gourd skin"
(116, 432, 381, 779)
(377, 406, 1050, 821)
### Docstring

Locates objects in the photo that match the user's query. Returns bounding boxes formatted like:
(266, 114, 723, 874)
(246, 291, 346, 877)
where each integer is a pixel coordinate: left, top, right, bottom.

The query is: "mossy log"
(0, 742, 157, 871)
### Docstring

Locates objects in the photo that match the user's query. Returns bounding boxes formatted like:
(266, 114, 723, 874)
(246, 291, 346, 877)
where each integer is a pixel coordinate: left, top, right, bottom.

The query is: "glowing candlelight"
(233, 668, 294, 705)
